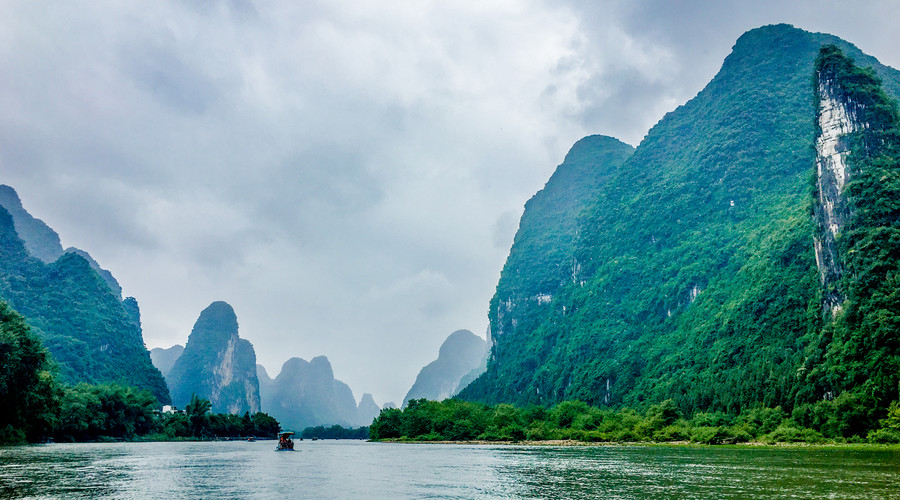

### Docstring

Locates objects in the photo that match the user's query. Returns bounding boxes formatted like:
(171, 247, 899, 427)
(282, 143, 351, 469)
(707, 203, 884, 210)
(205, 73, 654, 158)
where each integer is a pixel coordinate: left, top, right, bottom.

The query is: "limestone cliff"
(813, 69, 863, 314)
(166, 301, 261, 414)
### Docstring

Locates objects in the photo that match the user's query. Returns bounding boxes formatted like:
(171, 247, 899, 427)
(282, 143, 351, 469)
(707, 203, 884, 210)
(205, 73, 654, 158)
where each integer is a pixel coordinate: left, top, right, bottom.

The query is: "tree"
(185, 394, 212, 437)
(0, 301, 59, 443)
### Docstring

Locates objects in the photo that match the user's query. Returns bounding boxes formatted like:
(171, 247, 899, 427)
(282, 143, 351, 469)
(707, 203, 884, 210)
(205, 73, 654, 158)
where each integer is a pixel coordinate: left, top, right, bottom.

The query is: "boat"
(275, 431, 295, 451)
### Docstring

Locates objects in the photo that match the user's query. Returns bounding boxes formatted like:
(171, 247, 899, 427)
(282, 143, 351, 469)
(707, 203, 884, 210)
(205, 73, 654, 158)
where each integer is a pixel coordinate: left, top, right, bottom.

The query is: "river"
(1, 440, 898, 498)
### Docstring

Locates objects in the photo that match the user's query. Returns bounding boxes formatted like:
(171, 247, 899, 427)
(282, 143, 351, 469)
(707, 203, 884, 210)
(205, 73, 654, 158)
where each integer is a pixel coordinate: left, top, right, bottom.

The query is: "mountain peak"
(0, 184, 64, 263)
(167, 301, 260, 414)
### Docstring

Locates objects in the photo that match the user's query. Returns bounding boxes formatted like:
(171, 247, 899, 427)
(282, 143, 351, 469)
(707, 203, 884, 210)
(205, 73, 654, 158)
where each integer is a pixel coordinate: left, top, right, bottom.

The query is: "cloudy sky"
(1, 0, 898, 405)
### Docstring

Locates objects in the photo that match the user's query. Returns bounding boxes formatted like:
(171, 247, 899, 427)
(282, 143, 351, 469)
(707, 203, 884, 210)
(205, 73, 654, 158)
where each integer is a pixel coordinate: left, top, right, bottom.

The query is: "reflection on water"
(1, 441, 899, 499)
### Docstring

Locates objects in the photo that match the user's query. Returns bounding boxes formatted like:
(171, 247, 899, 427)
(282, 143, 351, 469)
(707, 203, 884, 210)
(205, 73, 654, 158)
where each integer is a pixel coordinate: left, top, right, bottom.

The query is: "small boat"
(275, 431, 295, 451)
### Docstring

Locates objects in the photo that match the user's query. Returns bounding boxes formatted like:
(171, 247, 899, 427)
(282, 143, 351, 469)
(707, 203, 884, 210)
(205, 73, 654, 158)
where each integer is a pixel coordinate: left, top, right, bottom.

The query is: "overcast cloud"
(1, 0, 898, 405)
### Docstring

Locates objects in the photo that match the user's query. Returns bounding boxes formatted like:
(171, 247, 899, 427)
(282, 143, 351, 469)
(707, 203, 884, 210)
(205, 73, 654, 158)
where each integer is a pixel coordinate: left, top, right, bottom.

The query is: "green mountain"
(166, 301, 261, 414)
(0, 199, 169, 404)
(461, 24, 900, 426)
(402, 329, 487, 407)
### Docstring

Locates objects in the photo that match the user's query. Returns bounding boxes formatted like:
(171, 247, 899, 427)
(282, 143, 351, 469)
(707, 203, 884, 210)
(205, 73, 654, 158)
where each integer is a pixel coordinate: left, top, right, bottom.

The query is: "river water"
(1, 440, 898, 498)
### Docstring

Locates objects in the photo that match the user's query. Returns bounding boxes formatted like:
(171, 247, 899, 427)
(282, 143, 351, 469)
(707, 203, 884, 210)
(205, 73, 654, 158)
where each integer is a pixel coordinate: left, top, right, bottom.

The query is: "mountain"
(0, 191, 169, 404)
(150, 345, 184, 378)
(357, 393, 381, 427)
(0, 185, 122, 297)
(257, 363, 275, 411)
(166, 301, 261, 414)
(461, 24, 900, 424)
(454, 326, 492, 397)
(260, 355, 376, 430)
(0, 185, 64, 263)
(402, 329, 487, 407)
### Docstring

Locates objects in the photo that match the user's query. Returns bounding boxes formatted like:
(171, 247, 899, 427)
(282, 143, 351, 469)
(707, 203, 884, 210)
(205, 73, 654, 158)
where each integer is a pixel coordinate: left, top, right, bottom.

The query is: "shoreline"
(371, 439, 900, 449)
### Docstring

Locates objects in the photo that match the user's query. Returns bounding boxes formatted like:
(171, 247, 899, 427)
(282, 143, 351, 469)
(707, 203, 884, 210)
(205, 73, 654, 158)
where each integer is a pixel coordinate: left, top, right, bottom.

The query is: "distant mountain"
(0, 185, 64, 263)
(461, 24, 900, 424)
(357, 393, 381, 427)
(257, 363, 274, 411)
(150, 345, 184, 378)
(402, 329, 486, 407)
(62, 247, 122, 298)
(260, 355, 377, 430)
(0, 185, 122, 297)
(0, 189, 168, 404)
(453, 326, 492, 397)
(166, 301, 261, 414)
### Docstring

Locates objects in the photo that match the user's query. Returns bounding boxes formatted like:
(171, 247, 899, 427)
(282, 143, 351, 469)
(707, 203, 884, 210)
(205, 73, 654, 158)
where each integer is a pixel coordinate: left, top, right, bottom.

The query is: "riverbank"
(373, 438, 900, 450)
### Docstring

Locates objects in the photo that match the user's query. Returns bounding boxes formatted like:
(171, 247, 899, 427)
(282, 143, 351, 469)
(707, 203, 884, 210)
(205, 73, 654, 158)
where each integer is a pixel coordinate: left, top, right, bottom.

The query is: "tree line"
(370, 398, 900, 444)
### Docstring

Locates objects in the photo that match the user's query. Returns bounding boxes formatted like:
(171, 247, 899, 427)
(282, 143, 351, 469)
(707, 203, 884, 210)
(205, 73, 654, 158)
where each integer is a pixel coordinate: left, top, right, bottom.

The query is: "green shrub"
(867, 428, 900, 444)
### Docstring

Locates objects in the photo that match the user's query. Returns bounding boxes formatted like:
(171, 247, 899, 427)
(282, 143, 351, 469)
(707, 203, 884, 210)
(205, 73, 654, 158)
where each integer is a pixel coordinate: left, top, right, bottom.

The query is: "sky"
(1, 0, 899, 406)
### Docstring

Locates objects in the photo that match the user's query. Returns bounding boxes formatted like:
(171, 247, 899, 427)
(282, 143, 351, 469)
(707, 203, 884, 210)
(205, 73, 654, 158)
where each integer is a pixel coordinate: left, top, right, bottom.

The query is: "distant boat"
(275, 431, 295, 451)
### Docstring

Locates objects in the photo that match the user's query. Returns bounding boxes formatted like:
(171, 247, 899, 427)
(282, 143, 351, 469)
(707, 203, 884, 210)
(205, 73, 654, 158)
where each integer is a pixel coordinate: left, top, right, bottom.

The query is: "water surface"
(1, 441, 898, 498)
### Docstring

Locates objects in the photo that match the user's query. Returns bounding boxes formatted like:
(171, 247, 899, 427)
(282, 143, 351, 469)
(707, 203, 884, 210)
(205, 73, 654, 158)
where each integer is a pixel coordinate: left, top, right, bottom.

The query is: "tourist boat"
(275, 431, 295, 451)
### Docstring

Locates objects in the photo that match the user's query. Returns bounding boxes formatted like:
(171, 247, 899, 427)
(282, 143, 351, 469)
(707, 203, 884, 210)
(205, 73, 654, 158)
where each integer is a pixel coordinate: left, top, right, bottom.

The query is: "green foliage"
(55, 383, 159, 441)
(0, 301, 59, 443)
(366, 398, 863, 445)
(156, 409, 278, 440)
(185, 393, 213, 437)
(369, 407, 404, 440)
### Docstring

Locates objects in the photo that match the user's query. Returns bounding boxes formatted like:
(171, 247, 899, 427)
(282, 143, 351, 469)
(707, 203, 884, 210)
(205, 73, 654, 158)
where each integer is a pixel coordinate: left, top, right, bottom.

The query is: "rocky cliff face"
(403, 329, 486, 407)
(166, 302, 260, 414)
(813, 75, 862, 314)
(0, 191, 168, 404)
(260, 355, 377, 430)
